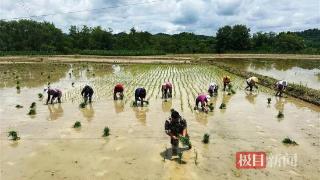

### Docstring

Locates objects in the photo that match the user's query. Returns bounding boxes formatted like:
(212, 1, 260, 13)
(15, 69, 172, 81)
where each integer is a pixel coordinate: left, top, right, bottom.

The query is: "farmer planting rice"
(275, 80, 288, 97)
(223, 76, 231, 91)
(81, 85, 94, 103)
(245, 76, 259, 91)
(134, 87, 147, 107)
(195, 94, 211, 112)
(113, 83, 124, 100)
(161, 81, 173, 99)
(208, 82, 218, 96)
(45, 88, 62, 104)
(165, 109, 191, 155)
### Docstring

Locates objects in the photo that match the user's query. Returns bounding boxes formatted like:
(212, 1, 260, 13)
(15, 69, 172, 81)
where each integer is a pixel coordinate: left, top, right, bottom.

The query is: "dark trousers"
(84, 93, 93, 103)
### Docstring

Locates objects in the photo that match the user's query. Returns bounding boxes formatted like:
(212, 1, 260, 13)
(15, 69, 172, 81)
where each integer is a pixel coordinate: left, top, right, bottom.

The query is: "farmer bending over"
(162, 81, 173, 99)
(165, 109, 191, 155)
(114, 83, 124, 100)
(46, 88, 62, 104)
(135, 87, 147, 107)
(195, 94, 210, 111)
(223, 76, 231, 91)
(275, 80, 288, 97)
(208, 82, 218, 96)
(245, 77, 259, 91)
(81, 85, 94, 103)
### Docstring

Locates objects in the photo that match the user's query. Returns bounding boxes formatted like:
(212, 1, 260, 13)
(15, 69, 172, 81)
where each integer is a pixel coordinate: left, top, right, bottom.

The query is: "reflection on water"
(245, 91, 258, 105)
(216, 59, 320, 89)
(162, 100, 172, 112)
(47, 104, 64, 121)
(132, 107, 148, 125)
(274, 97, 286, 113)
(114, 100, 124, 113)
(80, 103, 95, 121)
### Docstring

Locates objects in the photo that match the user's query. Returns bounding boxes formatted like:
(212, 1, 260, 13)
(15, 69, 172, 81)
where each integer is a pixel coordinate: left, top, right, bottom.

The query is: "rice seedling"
(219, 103, 226, 109)
(103, 127, 110, 137)
(79, 102, 86, 108)
(28, 109, 36, 115)
(30, 102, 36, 109)
(207, 103, 214, 111)
(277, 111, 284, 118)
(16, 85, 20, 90)
(267, 98, 272, 104)
(15, 105, 23, 108)
(16, 80, 20, 84)
(72, 82, 75, 87)
(73, 121, 81, 128)
(8, 131, 20, 141)
(47, 75, 51, 79)
(202, 133, 210, 144)
(230, 89, 236, 94)
(38, 93, 43, 99)
(282, 137, 298, 145)
(179, 136, 192, 149)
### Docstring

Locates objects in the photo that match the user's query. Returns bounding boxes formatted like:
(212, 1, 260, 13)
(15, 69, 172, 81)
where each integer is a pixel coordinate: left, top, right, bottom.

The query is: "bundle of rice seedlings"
(103, 127, 110, 137)
(277, 111, 284, 118)
(202, 133, 210, 144)
(282, 137, 298, 145)
(8, 131, 20, 141)
(219, 103, 226, 109)
(73, 121, 81, 128)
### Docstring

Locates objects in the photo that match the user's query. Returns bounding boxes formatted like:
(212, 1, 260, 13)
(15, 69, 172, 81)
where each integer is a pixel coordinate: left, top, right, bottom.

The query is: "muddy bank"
(206, 61, 320, 106)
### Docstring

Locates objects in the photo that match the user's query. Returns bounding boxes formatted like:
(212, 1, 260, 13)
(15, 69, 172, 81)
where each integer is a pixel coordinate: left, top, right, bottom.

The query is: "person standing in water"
(208, 82, 218, 96)
(245, 77, 259, 91)
(81, 85, 94, 103)
(223, 76, 231, 91)
(275, 80, 288, 97)
(162, 81, 173, 99)
(134, 87, 147, 107)
(195, 94, 211, 111)
(165, 109, 191, 155)
(114, 83, 124, 100)
(45, 88, 62, 104)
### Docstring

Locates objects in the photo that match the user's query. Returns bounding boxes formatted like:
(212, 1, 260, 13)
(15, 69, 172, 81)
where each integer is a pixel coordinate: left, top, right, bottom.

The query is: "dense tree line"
(0, 20, 319, 55)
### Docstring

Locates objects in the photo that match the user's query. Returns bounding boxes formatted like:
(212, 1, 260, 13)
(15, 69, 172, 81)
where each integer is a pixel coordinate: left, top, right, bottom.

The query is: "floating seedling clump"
(15, 105, 23, 108)
(277, 111, 284, 118)
(30, 102, 36, 109)
(219, 103, 226, 109)
(8, 131, 20, 141)
(38, 93, 43, 99)
(103, 127, 110, 137)
(202, 133, 210, 144)
(73, 121, 81, 128)
(207, 103, 214, 111)
(79, 102, 86, 108)
(282, 137, 298, 145)
(267, 98, 271, 104)
(28, 109, 36, 115)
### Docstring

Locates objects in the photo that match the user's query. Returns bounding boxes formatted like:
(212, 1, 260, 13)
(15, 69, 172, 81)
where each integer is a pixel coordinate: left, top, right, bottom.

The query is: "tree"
(231, 24, 251, 50)
(276, 32, 305, 52)
(215, 25, 232, 53)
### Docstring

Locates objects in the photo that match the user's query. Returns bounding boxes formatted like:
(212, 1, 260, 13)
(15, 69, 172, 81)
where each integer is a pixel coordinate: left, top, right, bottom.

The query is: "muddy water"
(214, 59, 320, 89)
(0, 63, 319, 180)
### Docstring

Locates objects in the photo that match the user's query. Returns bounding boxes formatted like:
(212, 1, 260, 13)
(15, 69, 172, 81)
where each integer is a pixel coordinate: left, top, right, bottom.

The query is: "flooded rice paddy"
(214, 59, 320, 89)
(0, 63, 319, 180)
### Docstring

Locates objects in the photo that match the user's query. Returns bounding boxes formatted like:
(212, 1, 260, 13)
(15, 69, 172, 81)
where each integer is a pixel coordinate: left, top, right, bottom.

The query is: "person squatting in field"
(208, 82, 218, 96)
(162, 81, 173, 99)
(275, 80, 288, 97)
(81, 85, 94, 103)
(195, 94, 211, 112)
(165, 109, 191, 155)
(134, 87, 147, 107)
(245, 77, 259, 91)
(45, 88, 62, 104)
(223, 76, 231, 91)
(114, 83, 124, 100)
